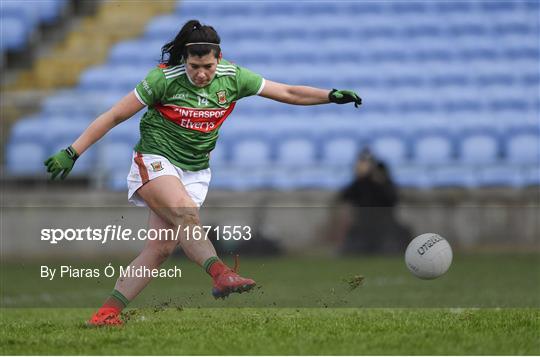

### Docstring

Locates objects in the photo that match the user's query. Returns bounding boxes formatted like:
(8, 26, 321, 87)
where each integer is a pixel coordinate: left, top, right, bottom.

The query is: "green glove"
(44, 146, 79, 180)
(329, 89, 362, 108)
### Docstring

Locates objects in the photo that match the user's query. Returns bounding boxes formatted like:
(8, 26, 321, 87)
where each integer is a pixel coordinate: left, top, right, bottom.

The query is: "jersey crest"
(216, 90, 227, 104)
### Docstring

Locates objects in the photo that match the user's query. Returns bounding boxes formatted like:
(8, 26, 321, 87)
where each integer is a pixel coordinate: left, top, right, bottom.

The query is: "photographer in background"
(330, 148, 411, 255)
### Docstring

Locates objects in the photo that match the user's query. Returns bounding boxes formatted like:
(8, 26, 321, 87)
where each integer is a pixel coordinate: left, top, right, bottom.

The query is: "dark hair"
(161, 19, 221, 66)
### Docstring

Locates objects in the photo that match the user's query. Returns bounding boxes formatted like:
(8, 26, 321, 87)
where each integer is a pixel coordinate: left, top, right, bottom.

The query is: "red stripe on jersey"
(154, 102, 236, 133)
(134, 152, 149, 184)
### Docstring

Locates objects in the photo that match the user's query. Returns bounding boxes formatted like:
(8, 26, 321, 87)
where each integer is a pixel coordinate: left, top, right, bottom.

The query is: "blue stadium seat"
(9, 118, 48, 144)
(458, 129, 501, 165)
(0, 2, 39, 27)
(369, 132, 410, 165)
(433, 1, 472, 13)
(343, 2, 386, 15)
(479, 1, 517, 12)
(99, 118, 141, 185)
(15, 119, 90, 177)
(36, 0, 66, 24)
(392, 165, 432, 189)
(106, 118, 141, 146)
(44, 119, 92, 150)
(106, 148, 133, 190)
(477, 164, 525, 187)
(41, 91, 84, 116)
(0, 16, 28, 51)
(227, 168, 274, 190)
(320, 133, 360, 168)
(411, 131, 456, 165)
(100, 142, 134, 191)
(274, 133, 318, 168)
(109, 39, 164, 66)
(315, 168, 355, 190)
(521, 73, 540, 87)
(504, 127, 540, 165)
(390, 1, 428, 14)
(208, 166, 243, 190)
(430, 165, 479, 188)
(270, 166, 327, 190)
(211, 139, 275, 190)
(79, 65, 147, 91)
(1, 1, 66, 52)
(488, 98, 531, 113)
(504, 47, 540, 63)
(144, 15, 182, 40)
(94, 91, 130, 113)
(208, 140, 229, 167)
(107, 173, 129, 191)
(178, 2, 368, 18)
(229, 134, 273, 168)
(41, 90, 123, 117)
(6, 142, 46, 176)
(523, 166, 540, 186)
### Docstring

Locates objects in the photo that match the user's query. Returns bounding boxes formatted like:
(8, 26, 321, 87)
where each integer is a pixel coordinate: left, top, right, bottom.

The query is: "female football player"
(44, 20, 361, 326)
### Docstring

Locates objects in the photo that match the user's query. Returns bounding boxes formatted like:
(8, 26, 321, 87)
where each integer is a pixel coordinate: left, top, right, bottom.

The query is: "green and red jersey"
(133, 59, 264, 171)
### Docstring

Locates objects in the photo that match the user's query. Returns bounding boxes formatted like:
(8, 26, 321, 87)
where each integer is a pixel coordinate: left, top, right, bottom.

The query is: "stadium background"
(1, 0, 539, 306)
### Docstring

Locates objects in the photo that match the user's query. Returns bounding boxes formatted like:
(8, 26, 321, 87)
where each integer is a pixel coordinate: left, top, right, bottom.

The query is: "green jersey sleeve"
(134, 67, 166, 106)
(236, 65, 264, 100)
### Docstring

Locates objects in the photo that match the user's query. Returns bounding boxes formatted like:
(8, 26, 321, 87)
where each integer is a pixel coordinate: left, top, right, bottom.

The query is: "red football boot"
(211, 256, 256, 298)
(212, 269, 256, 298)
(86, 307, 123, 327)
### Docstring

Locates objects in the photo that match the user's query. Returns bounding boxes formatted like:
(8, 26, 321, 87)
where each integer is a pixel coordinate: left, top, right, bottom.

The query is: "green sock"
(109, 289, 130, 309)
(203, 256, 219, 273)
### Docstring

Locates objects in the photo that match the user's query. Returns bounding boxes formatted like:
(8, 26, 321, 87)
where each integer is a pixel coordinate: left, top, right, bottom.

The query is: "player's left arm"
(259, 80, 361, 107)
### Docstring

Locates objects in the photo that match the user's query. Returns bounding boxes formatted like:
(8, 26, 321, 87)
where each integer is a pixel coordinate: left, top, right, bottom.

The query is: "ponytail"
(161, 19, 221, 66)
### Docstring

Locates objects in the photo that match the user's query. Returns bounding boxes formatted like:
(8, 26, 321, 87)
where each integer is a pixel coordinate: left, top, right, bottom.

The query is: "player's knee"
(169, 207, 200, 227)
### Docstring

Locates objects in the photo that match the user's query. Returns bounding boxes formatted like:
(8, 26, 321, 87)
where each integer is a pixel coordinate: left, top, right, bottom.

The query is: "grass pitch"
(1, 308, 538, 355)
(1, 254, 539, 354)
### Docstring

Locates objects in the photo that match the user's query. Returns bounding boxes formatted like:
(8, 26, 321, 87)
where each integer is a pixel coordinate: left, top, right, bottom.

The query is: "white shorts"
(127, 152, 211, 208)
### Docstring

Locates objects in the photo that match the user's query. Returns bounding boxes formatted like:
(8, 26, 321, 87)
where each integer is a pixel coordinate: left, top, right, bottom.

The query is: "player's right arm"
(44, 92, 145, 180)
(72, 92, 144, 156)
(45, 67, 164, 180)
